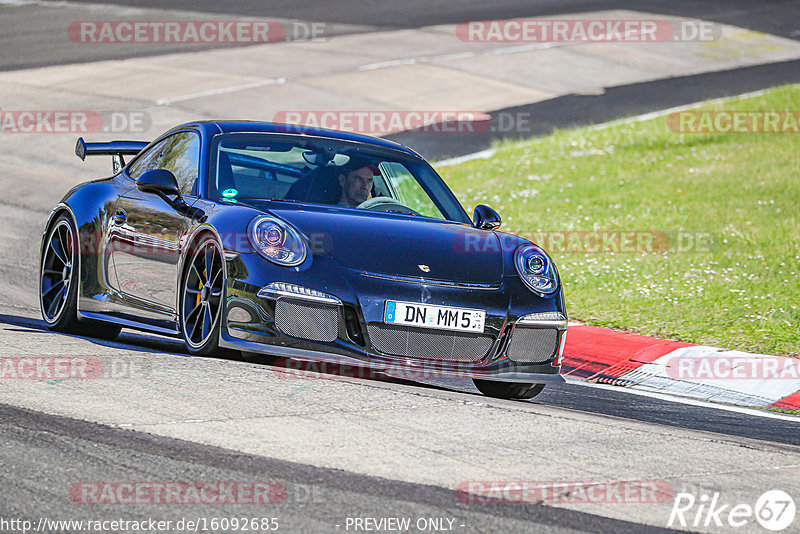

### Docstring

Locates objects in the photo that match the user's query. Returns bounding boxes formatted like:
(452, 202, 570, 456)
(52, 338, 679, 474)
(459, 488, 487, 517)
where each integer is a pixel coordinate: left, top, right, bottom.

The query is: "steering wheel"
(357, 196, 419, 216)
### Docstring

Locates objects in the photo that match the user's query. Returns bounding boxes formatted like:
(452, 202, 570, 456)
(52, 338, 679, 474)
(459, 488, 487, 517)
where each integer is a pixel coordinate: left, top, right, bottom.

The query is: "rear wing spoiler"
(75, 137, 148, 173)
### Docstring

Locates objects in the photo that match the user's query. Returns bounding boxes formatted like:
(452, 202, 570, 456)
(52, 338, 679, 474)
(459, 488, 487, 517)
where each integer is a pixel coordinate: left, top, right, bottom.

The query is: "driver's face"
(341, 167, 374, 206)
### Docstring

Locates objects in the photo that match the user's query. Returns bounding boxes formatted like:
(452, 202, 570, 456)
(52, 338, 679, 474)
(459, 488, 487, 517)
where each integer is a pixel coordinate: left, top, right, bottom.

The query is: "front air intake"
(274, 299, 338, 343)
(367, 323, 493, 362)
(506, 328, 558, 363)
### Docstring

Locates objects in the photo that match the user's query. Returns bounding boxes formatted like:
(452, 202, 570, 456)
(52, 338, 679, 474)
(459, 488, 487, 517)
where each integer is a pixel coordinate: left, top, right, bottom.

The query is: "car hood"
(257, 203, 504, 285)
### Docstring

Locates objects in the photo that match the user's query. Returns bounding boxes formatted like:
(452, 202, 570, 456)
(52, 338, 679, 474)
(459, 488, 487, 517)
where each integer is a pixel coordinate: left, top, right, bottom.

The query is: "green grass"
(439, 84, 800, 356)
(768, 408, 800, 416)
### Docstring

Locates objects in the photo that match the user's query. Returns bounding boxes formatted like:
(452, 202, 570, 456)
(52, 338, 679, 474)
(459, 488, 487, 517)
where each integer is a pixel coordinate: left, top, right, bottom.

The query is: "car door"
(107, 131, 200, 316)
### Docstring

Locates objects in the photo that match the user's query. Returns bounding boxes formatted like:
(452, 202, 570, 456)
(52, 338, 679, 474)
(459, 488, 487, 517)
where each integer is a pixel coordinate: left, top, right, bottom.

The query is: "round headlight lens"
(264, 225, 285, 247)
(527, 255, 546, 275)
(514, 244, 558, 295)
(248, 216, 307, 267)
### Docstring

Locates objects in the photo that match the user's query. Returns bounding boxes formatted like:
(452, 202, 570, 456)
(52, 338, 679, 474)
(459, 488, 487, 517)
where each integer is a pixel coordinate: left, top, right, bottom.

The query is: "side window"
(380, 162, 445, 219)
(127, 132, 200, 195)
(159, 132, 200, 196)
(128, 138, 168, 179)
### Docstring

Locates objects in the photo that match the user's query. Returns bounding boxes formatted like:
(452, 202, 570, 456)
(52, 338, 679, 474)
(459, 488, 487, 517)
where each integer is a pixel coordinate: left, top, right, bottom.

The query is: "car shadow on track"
(0, 312, 188, 355)
(0, 311, 465, 394)
(5, 312, 799, 447)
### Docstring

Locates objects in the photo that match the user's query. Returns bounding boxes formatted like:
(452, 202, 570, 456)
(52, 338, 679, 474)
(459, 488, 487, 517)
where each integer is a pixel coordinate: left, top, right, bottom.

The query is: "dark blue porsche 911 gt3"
(39, 121, 566, 399)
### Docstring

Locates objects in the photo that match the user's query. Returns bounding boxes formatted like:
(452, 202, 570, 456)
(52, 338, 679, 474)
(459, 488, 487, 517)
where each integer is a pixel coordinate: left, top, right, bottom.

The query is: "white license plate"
(383, 301, 485, 333)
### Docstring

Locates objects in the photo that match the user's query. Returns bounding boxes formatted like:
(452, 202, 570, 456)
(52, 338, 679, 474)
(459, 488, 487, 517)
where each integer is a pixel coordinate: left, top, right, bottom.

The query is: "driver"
(337, 160, 380, 208)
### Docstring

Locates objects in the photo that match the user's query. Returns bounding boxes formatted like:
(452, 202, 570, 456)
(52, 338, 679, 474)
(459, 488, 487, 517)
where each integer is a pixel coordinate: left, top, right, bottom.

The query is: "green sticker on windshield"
(222, 188, 238, 198)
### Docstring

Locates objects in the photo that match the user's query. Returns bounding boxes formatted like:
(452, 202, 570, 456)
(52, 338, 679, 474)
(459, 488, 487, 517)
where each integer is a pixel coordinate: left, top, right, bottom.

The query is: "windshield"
(208, 133, 470, 223)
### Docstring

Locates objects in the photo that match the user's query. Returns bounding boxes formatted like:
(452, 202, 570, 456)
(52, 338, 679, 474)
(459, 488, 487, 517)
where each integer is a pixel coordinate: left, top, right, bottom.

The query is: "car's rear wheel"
(180, 235, 225, 356)
(473, 379, 545, 400)
(40, 215, 121, 340)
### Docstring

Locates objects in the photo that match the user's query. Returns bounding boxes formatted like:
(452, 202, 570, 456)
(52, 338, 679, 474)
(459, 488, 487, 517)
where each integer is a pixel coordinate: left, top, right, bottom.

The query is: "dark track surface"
(2, 3, 799, 532)
(0, 402, 689, 534)
(2, 0, 798, 71)
(62, 0, 800, 37)
(392, 59, 800, 161)
(3, 312, 799, 449)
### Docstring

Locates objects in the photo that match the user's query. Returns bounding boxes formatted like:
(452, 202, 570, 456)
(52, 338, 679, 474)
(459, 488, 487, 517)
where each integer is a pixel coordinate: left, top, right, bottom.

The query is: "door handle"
(113, 209, 127, 225)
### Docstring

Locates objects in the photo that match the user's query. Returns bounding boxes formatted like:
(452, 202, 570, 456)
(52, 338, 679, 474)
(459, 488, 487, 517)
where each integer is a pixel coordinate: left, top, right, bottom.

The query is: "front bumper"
(219, 255, 566, 384)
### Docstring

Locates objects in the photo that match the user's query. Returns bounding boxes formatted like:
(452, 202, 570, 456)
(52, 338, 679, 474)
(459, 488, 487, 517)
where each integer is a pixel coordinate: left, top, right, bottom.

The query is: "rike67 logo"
(668, 490, 796, 531)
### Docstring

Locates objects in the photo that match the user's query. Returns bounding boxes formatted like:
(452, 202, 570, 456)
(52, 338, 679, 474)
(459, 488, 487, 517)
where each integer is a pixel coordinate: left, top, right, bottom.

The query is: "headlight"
(514, 244, 558, 295)
(247, 216, 307, 267)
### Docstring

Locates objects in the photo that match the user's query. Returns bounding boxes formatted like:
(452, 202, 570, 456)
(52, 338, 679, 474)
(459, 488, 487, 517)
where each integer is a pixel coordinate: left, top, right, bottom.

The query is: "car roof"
(165, 120, 421, 158)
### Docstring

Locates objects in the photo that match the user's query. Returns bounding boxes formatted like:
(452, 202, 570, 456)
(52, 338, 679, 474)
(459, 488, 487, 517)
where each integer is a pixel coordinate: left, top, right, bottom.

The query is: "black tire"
(180, 234, 225, 356)
(40, 215, 121, 340)
(473, 380, 545, 400)
(88, 325, 122, 340)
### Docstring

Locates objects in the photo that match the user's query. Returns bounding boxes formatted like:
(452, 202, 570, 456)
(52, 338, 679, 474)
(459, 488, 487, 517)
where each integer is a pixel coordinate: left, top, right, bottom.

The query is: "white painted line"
(358, 58, 420, 71)
(434, 88, 775, 166)
(489, 42, 558, 55)
(566, 377, 800, 421)
(156, 77, 287, 105)
(435, 148, 496, 167)
(433, 52, 476, 61)
(625, 346, 800, 404)
(358, 41, 561, 71)
(586, 88, 771, 131)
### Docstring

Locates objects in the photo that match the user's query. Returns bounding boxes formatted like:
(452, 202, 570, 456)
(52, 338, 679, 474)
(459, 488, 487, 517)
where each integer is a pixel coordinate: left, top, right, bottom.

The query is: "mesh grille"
(275, 299, 338, 343)
(367, 323, 493, 362)
(507, 327, 558, 363)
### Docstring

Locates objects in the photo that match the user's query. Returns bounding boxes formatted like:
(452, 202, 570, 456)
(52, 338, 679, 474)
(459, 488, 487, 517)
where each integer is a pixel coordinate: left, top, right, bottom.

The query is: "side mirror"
(473, 204, 501, 230)
(136, 168, 205, 222)
(136, 169, 180, 197)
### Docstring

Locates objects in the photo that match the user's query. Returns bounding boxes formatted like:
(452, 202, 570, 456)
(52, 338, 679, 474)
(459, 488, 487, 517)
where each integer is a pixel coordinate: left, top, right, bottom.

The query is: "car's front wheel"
(473, 379, 545, 400)
(180, 234, 225, 356)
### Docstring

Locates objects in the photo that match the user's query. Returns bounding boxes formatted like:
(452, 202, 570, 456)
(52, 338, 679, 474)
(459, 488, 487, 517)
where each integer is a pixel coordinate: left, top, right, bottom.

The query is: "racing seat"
(285, 166, 343, 204)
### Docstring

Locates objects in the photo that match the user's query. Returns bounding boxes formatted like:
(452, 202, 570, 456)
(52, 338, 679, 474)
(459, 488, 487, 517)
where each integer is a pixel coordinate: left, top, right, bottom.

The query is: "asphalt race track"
(2, 312, 799, 532)
(1, 1, 799, 533)
(3, 0, 800, 70)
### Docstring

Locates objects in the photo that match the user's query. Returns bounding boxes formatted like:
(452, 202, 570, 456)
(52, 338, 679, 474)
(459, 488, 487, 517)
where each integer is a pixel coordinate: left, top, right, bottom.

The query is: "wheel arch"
(43, 179, 129, 306)
(41, 204, 79, 256)
(175, 223, 228, 316)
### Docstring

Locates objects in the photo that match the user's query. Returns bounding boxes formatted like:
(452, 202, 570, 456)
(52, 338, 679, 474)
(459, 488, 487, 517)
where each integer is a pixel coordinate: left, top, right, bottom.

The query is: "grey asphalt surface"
(3, 0, 799, 160)
(1, 309, 799, 532)
(3, 0, 800, 70)
(3, 311, 800, 448)
(1, 2, 800, 533)
(0, 402, 687, 534)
